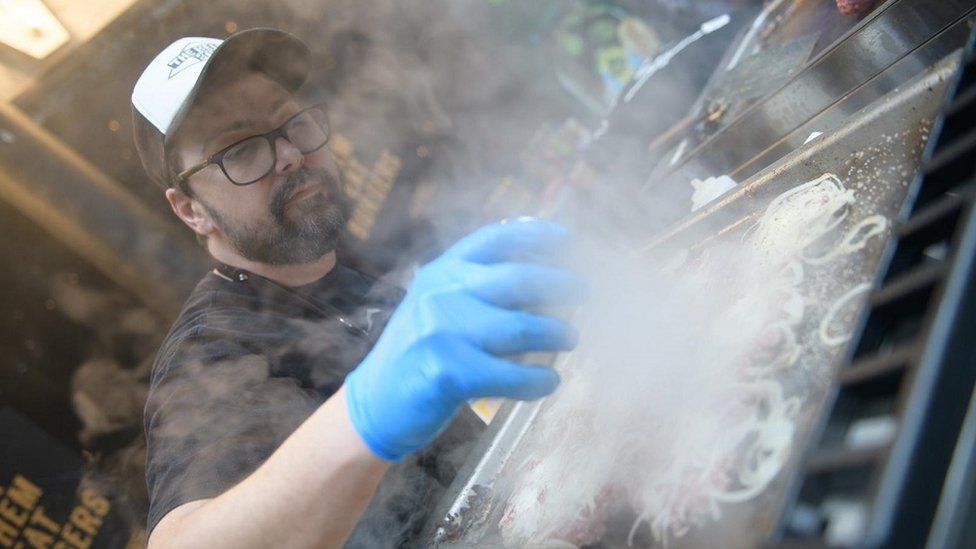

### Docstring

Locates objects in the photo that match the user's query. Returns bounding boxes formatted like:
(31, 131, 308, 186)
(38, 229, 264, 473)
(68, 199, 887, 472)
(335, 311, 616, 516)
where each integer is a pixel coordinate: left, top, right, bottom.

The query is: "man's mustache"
(270, 167, 341, 219)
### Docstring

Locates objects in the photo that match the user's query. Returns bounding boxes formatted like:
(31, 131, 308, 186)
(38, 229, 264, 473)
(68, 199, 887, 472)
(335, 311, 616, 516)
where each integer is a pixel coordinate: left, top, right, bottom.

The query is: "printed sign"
(0, 408, 127, 549)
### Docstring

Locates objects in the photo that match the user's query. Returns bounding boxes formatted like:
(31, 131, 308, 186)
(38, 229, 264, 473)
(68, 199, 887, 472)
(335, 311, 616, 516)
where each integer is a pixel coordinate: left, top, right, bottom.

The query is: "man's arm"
(149, 387, 386, 549)
(148, 220, 586, 547)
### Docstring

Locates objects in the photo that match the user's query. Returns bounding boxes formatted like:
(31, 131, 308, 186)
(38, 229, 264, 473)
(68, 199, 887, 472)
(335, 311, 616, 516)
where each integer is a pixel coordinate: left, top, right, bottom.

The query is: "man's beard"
(203, 167, 349, 266)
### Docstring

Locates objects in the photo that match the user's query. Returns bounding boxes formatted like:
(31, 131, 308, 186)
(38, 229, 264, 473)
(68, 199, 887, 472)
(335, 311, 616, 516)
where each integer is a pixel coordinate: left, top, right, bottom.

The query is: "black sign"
(0, 407, 127, 549)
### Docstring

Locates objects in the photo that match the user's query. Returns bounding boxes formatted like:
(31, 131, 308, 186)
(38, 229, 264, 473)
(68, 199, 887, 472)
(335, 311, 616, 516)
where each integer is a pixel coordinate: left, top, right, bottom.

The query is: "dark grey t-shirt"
(144, 264, 482, 546)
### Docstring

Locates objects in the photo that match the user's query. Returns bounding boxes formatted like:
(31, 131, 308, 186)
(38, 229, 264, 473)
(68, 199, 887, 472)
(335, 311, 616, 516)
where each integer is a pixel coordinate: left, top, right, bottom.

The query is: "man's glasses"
(176, 104, 331, 186)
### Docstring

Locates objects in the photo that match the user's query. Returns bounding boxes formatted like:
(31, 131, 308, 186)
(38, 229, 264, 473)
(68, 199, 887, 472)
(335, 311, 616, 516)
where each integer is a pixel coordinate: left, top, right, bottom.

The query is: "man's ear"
(165, 187, 216, 237)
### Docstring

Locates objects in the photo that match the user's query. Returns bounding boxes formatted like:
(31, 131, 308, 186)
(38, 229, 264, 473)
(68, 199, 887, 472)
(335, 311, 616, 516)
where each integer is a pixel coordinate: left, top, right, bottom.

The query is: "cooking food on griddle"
(493, 173, 891, 548)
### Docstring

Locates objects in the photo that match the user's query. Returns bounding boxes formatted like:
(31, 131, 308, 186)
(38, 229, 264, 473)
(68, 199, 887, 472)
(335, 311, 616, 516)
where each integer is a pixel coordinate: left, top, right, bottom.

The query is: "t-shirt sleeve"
(144, 334, 320, 534)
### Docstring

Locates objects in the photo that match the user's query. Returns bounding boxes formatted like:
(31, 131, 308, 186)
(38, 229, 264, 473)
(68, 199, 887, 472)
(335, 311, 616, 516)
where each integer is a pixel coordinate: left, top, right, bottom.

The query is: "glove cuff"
(344, 373, 407, 462)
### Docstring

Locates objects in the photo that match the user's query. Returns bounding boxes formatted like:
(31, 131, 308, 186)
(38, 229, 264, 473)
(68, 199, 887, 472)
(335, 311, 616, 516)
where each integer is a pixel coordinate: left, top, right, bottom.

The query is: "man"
(132, 28, 585, 547)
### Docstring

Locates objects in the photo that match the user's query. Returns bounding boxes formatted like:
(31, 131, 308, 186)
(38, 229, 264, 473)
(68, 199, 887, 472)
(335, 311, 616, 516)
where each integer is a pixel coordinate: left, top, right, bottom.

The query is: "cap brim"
(163, 28, 310, 150)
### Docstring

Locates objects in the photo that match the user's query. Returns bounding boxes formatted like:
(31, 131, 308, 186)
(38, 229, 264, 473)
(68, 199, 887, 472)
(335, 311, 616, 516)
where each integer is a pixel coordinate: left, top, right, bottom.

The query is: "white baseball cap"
(131, 28, 310, 188)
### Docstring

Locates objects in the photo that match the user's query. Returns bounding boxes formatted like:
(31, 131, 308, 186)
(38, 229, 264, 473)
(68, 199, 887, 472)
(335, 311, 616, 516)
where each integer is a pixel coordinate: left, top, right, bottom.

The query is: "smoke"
(47, 0, 753, 546)
(143, 1, 746, 546)
(449, 169, 891, 548)
(272, 5, 919, 547)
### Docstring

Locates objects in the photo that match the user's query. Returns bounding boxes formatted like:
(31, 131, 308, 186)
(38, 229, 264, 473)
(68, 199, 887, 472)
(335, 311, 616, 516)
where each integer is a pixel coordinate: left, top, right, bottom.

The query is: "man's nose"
(274, 136, 304, 175)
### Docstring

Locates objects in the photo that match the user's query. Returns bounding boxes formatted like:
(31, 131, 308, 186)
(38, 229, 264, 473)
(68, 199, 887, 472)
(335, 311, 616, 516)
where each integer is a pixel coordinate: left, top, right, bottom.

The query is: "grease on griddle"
(432, 484, 494, 545)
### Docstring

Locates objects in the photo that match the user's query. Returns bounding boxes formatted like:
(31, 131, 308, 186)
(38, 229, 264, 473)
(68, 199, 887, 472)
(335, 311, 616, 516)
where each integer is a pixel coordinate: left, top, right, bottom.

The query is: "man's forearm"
(148, 386, 390, 549)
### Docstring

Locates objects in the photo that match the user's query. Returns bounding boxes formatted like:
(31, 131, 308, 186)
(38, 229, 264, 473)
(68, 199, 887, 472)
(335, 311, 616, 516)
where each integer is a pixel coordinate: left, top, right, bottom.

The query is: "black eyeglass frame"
(175, 103, 331, 186)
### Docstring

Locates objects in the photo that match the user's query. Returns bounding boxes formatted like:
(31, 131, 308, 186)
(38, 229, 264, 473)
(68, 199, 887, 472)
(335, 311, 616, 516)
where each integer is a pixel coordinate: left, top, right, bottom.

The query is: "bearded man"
(132, 29, 585, 548)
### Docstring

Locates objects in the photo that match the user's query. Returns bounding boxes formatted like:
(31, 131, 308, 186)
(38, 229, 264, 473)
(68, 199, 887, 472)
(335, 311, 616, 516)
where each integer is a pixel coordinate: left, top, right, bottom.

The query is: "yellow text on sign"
(0, 475, 110, 549)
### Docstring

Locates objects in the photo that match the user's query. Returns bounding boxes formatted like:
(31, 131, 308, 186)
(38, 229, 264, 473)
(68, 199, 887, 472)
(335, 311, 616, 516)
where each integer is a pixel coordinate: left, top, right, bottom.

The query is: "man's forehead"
(179, 72, 296, 145)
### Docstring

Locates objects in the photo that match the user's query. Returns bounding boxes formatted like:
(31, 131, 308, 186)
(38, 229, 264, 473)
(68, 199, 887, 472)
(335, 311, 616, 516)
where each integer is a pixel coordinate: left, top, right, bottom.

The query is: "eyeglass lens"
(222, 108, 330, 185)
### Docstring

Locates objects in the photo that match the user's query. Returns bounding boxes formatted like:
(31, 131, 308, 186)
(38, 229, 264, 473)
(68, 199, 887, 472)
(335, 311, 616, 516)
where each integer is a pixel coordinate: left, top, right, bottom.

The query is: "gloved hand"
(345, 219, 587, 461)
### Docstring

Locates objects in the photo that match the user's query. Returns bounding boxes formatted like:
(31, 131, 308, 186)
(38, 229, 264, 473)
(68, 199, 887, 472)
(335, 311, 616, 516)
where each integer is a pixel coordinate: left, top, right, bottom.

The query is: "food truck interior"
(0, 1, 974, 547)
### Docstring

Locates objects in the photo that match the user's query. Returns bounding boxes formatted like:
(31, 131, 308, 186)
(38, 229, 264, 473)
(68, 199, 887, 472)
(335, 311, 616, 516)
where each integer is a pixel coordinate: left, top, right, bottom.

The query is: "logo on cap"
(167, 42, 219, 79)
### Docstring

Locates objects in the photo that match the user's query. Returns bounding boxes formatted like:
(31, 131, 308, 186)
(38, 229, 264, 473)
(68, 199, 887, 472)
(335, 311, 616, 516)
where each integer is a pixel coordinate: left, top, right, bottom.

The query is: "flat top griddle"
(419, 51, 958, 549)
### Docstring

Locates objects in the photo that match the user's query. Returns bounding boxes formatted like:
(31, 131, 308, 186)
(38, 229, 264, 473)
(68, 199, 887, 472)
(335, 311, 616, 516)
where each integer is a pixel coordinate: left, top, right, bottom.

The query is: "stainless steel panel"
(644, 0, 975, 232)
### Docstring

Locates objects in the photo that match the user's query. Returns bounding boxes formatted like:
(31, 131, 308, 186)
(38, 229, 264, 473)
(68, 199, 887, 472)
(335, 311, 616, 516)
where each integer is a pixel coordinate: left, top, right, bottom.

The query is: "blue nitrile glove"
(345, 219, 587, 461)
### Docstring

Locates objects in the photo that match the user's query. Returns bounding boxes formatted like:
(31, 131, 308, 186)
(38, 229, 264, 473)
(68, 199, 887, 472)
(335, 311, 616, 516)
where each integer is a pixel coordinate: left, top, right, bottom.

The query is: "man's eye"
(226, 139, 261, 160)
